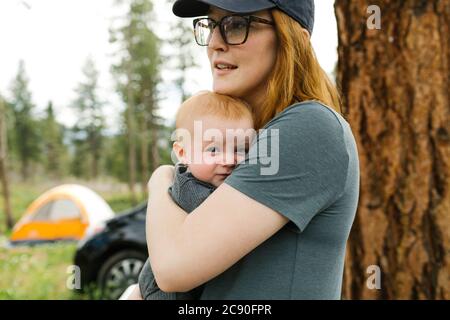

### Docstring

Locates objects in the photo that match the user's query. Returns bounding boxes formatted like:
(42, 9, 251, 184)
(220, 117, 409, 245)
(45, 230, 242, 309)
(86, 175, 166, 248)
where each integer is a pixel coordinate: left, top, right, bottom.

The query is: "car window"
(49, 199, 81, 221)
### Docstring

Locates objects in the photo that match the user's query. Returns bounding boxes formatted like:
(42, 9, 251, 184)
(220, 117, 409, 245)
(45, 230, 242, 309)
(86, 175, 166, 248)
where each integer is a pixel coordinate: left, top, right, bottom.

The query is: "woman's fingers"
(147, 165, 175, 189)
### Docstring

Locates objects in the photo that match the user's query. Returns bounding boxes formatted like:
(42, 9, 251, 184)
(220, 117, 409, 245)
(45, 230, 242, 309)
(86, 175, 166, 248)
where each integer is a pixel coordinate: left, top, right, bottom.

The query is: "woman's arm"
(147, 165, 289, 293)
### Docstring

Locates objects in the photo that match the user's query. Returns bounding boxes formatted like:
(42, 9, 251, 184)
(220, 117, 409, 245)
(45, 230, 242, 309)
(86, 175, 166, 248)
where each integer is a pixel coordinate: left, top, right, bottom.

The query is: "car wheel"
(97, 250, 146, 300)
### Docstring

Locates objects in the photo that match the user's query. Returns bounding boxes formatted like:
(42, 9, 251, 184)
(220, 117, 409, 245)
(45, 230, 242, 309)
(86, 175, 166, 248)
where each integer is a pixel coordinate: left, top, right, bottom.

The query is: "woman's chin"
(212, 83, 240, 97)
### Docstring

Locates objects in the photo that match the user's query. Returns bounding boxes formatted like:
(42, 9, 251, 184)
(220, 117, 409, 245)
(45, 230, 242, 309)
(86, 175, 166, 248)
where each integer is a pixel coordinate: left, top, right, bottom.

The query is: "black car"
(74, 202, 148, 300)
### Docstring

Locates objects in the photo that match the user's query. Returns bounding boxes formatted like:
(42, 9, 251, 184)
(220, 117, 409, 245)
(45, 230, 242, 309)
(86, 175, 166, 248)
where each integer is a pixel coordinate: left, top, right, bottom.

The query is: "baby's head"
(173, 91, 255, 187)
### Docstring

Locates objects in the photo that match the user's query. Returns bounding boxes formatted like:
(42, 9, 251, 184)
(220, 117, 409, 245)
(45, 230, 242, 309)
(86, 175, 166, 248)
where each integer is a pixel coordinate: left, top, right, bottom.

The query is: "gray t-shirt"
(199, 101, 360, 300)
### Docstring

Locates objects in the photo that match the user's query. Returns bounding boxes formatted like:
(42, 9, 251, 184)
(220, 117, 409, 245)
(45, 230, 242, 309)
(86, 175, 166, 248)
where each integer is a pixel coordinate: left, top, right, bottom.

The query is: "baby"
(136, 91, 255, 300)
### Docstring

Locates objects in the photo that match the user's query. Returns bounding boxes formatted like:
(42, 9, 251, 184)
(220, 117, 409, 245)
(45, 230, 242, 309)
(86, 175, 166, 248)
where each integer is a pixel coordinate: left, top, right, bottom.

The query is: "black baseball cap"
(172, 0, 315, 35)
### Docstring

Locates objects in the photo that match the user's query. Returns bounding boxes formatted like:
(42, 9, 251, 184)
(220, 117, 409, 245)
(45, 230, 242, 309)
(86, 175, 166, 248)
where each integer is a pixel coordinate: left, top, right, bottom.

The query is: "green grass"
(0, 242, 78, 299)
(0, 180, 146, 300)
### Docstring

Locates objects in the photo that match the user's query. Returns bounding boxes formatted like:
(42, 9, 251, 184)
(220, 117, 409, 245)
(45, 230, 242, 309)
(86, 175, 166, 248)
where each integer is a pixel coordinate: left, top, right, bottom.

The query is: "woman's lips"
(214, 66, 237, 76)
(213, 60, 238, 76)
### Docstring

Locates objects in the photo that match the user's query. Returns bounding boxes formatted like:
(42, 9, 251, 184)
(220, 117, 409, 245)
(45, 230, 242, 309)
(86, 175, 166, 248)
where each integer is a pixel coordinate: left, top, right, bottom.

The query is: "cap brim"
(173, 0, 276, 18)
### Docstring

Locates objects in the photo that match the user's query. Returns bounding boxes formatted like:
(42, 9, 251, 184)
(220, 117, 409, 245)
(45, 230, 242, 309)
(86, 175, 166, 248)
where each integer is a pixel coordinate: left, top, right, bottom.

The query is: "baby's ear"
(173, 141, 188, 164)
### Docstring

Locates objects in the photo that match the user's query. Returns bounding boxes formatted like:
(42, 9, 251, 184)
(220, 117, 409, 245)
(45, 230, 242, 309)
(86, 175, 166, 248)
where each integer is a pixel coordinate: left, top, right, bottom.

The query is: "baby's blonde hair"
(175, 91, 253, 141)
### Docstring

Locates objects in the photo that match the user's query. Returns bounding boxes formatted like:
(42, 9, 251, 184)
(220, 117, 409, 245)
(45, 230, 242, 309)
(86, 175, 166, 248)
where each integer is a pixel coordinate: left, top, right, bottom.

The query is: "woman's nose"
(208, 26, 227, 51)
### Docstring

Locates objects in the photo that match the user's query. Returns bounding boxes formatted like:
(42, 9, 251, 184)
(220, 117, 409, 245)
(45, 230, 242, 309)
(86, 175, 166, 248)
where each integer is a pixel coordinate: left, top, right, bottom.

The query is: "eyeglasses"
(193, 15, 274, 46)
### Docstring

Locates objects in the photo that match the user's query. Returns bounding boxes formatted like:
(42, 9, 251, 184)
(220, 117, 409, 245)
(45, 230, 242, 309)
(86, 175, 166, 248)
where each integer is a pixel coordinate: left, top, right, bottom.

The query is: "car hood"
(106, 202, 147, 229)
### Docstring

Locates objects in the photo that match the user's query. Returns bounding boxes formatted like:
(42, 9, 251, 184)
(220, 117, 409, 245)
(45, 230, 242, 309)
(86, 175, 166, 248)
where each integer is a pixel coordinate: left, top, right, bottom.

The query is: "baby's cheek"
(201, 152, 217, 165)
(189, 163, 217, 183)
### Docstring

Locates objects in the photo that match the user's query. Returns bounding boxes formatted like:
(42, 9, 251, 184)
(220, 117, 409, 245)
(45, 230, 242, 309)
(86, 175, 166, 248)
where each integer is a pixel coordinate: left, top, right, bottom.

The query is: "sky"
(0, 0, 338, 130)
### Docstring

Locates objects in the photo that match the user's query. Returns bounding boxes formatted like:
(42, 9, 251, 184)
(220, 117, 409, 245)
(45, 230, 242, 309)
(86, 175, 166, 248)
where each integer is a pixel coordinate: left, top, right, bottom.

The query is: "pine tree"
(71, 57, 105, 179)
(168, 18, 199, 102)
(41, 101, 67, 178)
(110, 0, 162, 201)
(9, 60, 40, 180)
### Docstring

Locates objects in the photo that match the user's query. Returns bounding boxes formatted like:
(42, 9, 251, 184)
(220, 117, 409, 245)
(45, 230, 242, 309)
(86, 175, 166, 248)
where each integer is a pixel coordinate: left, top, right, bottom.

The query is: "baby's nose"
(217, 152, 238, 165)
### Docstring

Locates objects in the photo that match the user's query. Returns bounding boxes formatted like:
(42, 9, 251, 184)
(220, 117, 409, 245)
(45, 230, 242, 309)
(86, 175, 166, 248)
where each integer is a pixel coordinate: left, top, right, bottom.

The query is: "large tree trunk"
(127, 74, 137, 206)
(0, 98, 14, 230)
(335, 0, 449, 299)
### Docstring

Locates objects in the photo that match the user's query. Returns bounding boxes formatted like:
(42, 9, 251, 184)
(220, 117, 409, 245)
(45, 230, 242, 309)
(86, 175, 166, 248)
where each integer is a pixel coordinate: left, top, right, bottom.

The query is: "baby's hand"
(119, 284, 142, 300)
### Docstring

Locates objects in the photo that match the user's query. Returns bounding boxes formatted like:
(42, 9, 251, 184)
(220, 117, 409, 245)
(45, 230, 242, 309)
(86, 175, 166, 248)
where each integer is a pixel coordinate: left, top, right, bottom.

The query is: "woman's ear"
(301, 27, 310, 41)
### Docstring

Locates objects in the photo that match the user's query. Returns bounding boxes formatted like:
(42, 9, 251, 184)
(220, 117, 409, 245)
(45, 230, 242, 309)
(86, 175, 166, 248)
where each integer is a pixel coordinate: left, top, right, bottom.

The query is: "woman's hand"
(147, 164, 175, 193)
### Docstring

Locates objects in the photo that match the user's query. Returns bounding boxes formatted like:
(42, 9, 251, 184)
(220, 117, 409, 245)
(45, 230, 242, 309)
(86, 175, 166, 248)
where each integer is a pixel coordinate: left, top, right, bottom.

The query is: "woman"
(139, 0, 359, 300)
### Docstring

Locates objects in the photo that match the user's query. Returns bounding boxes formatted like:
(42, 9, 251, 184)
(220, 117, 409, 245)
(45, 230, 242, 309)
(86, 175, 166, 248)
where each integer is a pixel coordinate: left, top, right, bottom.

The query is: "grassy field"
(0, 242, 79, 299)
(0, 180, 145, 300)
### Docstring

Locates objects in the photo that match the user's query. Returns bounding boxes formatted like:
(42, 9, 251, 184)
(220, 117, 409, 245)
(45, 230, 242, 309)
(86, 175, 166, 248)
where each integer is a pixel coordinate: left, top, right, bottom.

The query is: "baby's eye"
(206, 146, 219, 153)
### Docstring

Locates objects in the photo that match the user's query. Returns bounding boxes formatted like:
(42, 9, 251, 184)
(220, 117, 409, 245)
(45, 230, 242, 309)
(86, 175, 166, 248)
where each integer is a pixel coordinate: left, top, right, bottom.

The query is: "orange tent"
(10, 184, 115, 244)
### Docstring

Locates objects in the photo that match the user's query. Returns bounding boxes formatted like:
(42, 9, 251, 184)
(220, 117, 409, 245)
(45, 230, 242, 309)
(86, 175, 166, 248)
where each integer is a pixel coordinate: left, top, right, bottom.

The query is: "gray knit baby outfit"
(138, 162, 216, 300)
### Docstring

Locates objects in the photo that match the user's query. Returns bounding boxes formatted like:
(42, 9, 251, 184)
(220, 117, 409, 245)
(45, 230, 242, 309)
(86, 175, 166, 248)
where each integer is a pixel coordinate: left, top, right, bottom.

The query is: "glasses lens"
(194, 18, 213, 46)
(194, 16, 249, 46)
(222, 16, 248, 45)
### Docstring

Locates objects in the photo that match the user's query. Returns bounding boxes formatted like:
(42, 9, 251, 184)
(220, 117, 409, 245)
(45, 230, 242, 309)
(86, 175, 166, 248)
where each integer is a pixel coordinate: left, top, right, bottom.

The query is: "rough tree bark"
(335, 0, 449, 299)
(0, 97, 14, 230)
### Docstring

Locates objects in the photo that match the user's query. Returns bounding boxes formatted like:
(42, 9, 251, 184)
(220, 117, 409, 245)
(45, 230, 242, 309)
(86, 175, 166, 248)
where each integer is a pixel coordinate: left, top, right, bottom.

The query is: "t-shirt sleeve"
(224, 102, 350, 233)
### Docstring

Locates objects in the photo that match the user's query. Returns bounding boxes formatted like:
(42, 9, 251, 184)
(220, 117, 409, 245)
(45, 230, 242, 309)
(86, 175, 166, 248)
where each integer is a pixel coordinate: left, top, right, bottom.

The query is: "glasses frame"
(193, 14, 274, 46)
